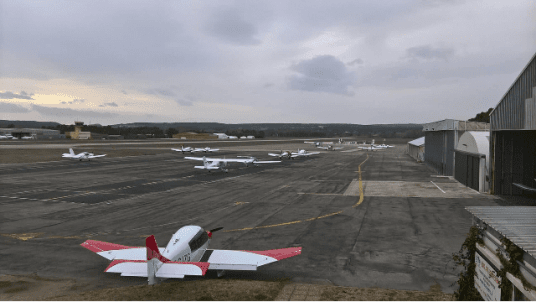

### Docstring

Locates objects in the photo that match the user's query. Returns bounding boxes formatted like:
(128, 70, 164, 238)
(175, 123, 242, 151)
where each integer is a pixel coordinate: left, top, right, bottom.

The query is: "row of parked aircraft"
(0, 134, 34, 139)
(171, 146, 220, 153)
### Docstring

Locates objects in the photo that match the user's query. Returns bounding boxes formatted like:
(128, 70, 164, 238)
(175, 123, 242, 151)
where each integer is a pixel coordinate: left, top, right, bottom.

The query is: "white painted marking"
(430, 181, 446, 193)
(343, 179, 360, 196)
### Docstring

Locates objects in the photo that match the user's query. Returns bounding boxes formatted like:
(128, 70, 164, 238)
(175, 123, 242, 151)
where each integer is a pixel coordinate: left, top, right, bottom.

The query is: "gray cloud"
(175, 99, 193, 106)
(60, 101, 67, 104)
(263, 83, 275, 88)
(0, 102, 31, 113)
(405, 45, 454, 61)
(99, 102, 118, 107)
(121, 90, 128, 95)
(146, 89, 176, 97)
(73, 98, 85, 103)
(0, 91, 34, 100)
(288, 55, 355, 95)
(32, 104, 116, 118)
(347, 58, 364, 66)
(205, 8, 261, 45)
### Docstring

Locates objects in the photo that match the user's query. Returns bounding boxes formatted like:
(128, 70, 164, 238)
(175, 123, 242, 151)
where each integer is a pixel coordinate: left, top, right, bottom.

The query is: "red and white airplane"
(81, 225, 302, 285)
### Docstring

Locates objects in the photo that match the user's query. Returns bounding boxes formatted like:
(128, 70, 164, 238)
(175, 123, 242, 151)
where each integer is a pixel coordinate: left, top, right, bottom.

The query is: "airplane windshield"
(188, 230, 209, 252)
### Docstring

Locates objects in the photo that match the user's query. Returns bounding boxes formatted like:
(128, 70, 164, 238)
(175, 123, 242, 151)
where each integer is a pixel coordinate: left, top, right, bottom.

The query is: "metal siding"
(472, 155, 480, 191)
(493, 131, 536, 195)
(455, 151, 467, 186)
(424, 132, 445, 174)
(491, 53, 536, 131)
(446, 130, 455, 176)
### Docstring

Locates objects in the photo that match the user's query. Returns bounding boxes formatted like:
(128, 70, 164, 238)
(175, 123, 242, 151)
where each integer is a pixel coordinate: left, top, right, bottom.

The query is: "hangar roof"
(466, 206, 536, 259)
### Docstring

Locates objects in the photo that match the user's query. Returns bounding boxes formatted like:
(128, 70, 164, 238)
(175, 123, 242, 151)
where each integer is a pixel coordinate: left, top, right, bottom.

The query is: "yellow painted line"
(225, 154, 370, 232)
(353, 154, 369, 208)
(1, 233, 44, 241)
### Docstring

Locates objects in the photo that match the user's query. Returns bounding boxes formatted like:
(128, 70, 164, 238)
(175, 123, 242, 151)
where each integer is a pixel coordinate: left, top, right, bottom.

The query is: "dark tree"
(468, 108, 493, 123)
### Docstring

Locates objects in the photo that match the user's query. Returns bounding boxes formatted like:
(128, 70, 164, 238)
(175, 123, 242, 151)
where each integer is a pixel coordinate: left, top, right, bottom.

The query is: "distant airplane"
(291, 149, 320, 158)
(304, 141, 322, 146)
(62, 148, 106, 161)
(21, 135, 35, 140)
(317, 145, 343, 151)
(172, 146, 194, 153)
(185, 156, 280, 172)
(358, 146, 384, 151)
(193, 147, 220, 153)
(81, 225, 302, 285)
(268, 150, 292, 159)
(0, 135, 8, 140)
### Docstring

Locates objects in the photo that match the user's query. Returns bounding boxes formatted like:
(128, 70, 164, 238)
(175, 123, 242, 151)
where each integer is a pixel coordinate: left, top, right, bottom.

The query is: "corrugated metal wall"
(424, 131, 458, 176)
(490, 52, 536, 130)
(492, 131, 536, 195)
(425, 132, 446, 174)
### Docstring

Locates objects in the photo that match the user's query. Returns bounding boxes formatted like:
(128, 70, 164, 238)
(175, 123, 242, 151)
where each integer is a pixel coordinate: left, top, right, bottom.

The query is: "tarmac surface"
(0, 141, 501, 293)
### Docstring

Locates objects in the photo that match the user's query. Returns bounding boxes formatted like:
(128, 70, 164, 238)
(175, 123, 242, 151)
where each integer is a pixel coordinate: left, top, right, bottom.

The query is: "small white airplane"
(172, 146, 194, 153)
(81, 225, 302, 285)
(0, 135, 8, 139)
(185, 156, 280, 172)
(374, 144, 394, 148)
(317, 145, 343, 151)
(62, 148, 106, 161)
(291, 149, 320, 159)
(193, 147, 220, 153)
(358, 146, 384, 151)
(304, 141, 322, 146)
(21, 135, 35, 140)
(268, 150, 292, 159)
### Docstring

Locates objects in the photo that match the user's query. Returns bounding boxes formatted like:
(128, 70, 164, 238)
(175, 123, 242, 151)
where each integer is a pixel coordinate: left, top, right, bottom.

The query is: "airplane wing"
(88, 154, 106, 158)
(81, 239, 165, 260)
(267, 153, 281, 157)
(304, 152, 320, 156)
(184, 157, 206, 161)
(207, 149, 219, 152)
(203, 247, 302, 271)
(171, 148, 184, 152)
(253, 160, 281, 164)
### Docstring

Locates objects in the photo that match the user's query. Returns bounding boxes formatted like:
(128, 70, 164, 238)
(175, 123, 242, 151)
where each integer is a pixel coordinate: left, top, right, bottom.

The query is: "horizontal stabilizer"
(205, 247, 302, 270)
(105, 260, 209, 278)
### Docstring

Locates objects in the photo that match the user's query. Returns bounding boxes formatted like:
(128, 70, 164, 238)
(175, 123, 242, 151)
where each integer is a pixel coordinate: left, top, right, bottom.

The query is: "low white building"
(213, 133, 228, 139)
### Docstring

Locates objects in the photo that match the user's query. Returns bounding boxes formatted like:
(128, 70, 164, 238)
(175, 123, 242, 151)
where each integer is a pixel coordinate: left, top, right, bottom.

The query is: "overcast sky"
(1, 0, 535, 125)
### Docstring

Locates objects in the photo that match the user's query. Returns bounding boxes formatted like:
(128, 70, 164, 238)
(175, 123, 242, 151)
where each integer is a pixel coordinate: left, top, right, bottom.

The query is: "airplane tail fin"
(69, 148, 75, 155)
(203, 156, 207, 168)
(146, 235, 168, 285)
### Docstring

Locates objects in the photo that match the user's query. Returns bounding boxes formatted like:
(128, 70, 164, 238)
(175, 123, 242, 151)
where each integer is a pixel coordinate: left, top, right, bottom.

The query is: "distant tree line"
(468, 108, 493, 123)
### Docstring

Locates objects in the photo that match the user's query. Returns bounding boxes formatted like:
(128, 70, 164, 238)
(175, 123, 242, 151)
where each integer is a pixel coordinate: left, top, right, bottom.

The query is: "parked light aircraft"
(304, 141, 322, 146)
(291, 149, 320, 158)
(184, 156, 280, 172)
(193, 147, 220, 153)
(62, 148, 106, 161)
(268, 150, 292, 159)
(81, 225, 302, 285)
(358, 146, 384, 151)
(172, 146, 194, 153)
(317, 145, 343, 151)
(0, 135, 8, 139)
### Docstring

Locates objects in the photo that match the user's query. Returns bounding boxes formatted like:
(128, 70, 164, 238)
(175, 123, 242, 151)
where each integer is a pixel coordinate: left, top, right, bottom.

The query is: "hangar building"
(454, 131, 489, 192)
(422, 119, 489, 176)
(0, 128, 64, 139)
(407, 136, 424, 162)
(490, 52, 536, 196)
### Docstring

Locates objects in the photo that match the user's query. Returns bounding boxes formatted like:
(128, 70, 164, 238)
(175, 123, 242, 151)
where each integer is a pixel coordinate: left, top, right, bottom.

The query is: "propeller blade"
(210, 227, 224, 232)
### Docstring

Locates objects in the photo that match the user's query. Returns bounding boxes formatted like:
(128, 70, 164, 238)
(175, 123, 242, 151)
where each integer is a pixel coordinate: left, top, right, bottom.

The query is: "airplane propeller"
(207, 227, 223, 238)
